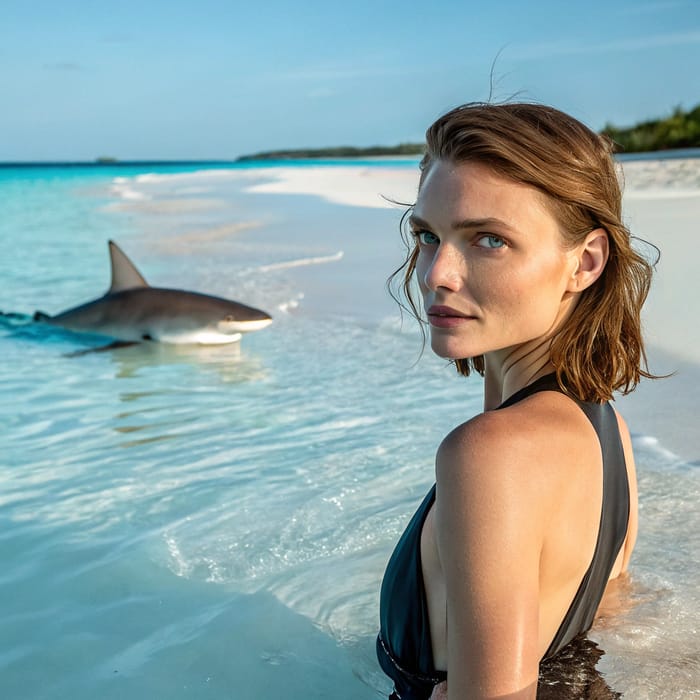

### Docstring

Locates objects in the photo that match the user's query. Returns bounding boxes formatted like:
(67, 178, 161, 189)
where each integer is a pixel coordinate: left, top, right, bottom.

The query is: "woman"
(377, 103, 655, 700)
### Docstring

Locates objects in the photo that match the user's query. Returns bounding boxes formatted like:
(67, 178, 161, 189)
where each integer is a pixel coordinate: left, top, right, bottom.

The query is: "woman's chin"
(430, 339, 475, 361)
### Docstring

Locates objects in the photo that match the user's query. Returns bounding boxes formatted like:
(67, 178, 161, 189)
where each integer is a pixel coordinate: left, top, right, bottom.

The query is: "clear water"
(1, 165, 698, 699)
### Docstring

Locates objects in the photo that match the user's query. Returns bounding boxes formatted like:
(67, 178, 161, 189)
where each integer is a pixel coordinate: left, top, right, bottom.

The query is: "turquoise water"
(1, 164, 698, 698)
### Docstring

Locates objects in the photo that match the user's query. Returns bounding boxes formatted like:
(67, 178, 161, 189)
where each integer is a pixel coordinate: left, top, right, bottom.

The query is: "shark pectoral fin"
(108, 240, 150, 293)
(65, 340, 141, 357)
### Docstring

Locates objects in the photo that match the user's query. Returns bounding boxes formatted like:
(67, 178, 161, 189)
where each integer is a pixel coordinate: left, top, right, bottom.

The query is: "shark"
(33, 241, 272, 345)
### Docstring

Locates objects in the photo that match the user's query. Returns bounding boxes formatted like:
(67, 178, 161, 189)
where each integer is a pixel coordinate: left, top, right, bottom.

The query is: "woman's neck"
(483, 340, 555, 411)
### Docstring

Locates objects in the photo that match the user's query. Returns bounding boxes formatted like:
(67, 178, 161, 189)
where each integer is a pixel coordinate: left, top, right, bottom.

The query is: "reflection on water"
(2, 313, 271, 450)
(105, 339, 267, 383)
(104, 340, 269, 448)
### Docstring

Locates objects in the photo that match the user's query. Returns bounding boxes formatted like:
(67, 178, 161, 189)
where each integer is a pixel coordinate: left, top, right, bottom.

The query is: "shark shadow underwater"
(32, 241, 272, 346)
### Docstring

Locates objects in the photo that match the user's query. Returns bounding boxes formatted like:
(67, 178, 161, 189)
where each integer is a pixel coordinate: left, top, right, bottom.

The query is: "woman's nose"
(423, 243, 463, 292)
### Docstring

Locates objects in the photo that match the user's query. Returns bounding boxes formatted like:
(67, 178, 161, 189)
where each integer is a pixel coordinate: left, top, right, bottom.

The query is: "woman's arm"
(614, 410, 638, 573)
(429, 679, 538, 700)
(433, 413, 546, 699)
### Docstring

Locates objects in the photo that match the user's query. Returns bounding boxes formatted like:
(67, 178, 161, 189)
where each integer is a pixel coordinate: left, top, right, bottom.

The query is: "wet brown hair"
(390, 102, 657, 402)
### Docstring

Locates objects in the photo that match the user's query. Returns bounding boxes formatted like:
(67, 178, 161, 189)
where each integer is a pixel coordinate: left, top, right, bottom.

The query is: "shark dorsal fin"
(108, 240, 149, 293)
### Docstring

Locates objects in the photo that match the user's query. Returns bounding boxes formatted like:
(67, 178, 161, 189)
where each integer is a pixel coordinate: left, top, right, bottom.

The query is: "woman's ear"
(567, 228, 609, 292)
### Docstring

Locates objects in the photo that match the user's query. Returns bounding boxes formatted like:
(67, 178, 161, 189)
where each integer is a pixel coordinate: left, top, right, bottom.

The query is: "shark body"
(34, 241, 272, 345)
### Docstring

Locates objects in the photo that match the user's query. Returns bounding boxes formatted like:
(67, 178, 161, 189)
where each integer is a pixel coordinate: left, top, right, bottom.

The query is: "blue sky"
(1, 0, 699, 161)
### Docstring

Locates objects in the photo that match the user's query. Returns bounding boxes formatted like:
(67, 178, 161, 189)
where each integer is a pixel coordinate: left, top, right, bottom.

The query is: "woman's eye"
(476, 234, 506, 249)
(415, 230, 439, 246)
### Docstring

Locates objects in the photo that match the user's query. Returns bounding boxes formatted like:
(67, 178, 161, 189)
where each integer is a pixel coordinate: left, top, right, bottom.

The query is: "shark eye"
(224, 315, 235, 322)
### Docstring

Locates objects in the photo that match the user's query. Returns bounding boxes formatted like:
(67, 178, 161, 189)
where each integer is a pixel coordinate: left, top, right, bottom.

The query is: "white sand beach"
(615, 160, 700, 462)
(245, 165, 421, 209)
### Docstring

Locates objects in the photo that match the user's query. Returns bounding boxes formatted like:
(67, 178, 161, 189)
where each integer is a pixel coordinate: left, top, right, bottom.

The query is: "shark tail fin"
(108, 240, 149, 293)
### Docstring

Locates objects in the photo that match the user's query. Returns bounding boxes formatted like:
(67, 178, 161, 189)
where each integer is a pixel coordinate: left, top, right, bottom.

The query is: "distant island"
(601, 103, 699, 153)
(235, 143, 424, 161)
(237, 104, 700, 161)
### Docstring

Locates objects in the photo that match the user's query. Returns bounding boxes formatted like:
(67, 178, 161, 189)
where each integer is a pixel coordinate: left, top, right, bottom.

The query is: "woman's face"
(411, 159, 579, 363)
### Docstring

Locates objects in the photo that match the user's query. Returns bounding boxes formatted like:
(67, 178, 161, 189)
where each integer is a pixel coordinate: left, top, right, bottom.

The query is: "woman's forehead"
(415, 160, 554, 226)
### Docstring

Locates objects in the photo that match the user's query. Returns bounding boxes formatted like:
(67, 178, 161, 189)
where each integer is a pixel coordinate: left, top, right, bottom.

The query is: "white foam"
(164, 534, 192, 578)
(318, 416, 381, 431)
(632, 433, 684, 465)
(277, 293, 304, 313)
(133, 169, 249, 185)
(256, 251, 344, 273)
(109, 177, 151, 201)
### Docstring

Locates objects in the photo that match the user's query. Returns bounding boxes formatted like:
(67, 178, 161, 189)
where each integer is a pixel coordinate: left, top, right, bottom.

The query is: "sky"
(1, 0, 699, 161)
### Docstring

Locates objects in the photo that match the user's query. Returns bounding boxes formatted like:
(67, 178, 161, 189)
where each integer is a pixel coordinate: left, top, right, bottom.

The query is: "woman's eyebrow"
(408, 214, 431, 229)
(409, 213, 515, 232)
(452, 216, 514, 232)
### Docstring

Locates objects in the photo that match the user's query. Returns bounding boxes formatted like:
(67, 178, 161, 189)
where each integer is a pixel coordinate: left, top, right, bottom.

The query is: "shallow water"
(1, 165, 698, 698)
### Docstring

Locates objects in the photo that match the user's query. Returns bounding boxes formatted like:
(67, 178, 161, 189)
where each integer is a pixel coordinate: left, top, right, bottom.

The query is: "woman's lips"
(427, 305, 475, 328)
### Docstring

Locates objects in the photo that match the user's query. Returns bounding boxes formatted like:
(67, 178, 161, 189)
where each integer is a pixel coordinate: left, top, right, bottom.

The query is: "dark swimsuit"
(377, 374, 630, 700)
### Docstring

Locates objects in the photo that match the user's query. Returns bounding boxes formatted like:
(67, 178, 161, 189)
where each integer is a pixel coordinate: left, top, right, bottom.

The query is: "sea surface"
(0, 161, 698, 699)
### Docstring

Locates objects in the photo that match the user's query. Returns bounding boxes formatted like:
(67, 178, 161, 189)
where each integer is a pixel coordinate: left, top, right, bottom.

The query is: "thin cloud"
(616, 0, 692, 15)
(43, 62, 83, 72)
(511, 29, 700, 60)
(267, 53, 408, 83)
(278, 66, 380, 81)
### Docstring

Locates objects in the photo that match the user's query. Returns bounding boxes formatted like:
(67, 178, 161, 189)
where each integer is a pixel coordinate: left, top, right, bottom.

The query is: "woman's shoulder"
(436, 390, 601, 498)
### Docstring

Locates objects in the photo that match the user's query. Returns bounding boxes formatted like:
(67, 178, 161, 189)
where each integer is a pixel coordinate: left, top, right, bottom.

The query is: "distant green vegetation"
(237, 105, 700, 161)
(236, 143, 424, 161)
(601, 104, 700, 153)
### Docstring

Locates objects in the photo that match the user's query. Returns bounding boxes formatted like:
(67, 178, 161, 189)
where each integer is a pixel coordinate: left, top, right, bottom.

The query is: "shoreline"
(107, 157, 699, 460)
(239, 157, 700, 460)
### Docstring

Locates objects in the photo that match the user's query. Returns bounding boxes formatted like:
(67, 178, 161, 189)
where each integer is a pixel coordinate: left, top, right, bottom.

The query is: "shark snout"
(219, 315, 273, 334)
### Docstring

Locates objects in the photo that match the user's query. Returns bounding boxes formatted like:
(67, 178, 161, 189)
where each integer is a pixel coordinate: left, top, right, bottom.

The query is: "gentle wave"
(253, 251, 345, 273)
